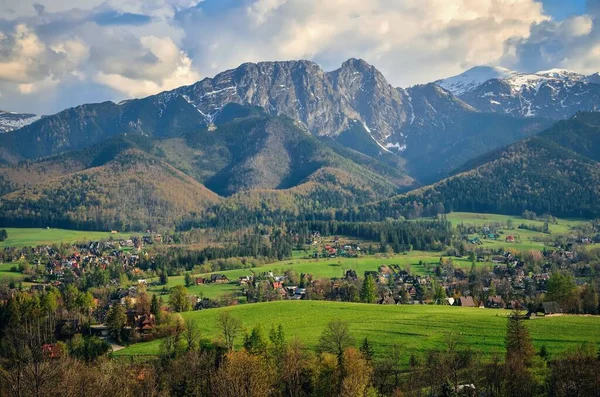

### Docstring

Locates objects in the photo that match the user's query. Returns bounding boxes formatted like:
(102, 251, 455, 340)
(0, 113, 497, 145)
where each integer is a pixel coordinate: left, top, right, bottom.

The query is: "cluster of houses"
(0, 234, 170, 284)
(313, 237, 362, 258)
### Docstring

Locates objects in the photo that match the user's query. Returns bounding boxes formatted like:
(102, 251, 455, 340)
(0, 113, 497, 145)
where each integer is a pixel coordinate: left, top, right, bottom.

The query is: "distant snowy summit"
(435, 66, 600, 119)
(0, 110, 41, 133)
(435, 66, 519, 96)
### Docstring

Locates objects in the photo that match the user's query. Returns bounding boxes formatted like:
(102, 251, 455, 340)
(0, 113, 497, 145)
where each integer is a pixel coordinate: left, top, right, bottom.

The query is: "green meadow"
(115, 301, 600, 359)
(441, 212, 588, 251)
(0, 263, 23, 281)
(0, 227, 129, 248)
(145, 251, 479, 301)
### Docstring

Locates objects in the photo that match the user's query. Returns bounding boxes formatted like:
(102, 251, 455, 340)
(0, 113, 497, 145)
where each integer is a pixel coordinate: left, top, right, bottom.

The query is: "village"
(0, 223, 597, 350)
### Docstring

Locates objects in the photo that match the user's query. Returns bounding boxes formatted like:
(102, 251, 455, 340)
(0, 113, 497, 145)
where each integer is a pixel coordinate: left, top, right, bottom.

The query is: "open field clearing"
(115, 301, 600, 359)
(0, 227, 131, 248)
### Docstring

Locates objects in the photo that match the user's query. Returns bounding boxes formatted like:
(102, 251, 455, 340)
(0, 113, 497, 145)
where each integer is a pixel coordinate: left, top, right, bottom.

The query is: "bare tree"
(184, 318, 201, 352)
(318, 319, 354, 364)
(218, 311, 243, 352)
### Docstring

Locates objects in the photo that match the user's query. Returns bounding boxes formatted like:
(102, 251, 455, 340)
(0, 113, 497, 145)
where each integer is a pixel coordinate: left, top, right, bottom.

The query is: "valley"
(1, 54, 600, 396)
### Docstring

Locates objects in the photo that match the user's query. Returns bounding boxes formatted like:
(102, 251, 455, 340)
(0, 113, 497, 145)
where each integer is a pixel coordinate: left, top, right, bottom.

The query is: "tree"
(184, 272, 193, 287)
(318, 320, 354, 364)
(169, 285, 191, 313)
(505, 312, 535, 397)
(183, 318, 201, 352)
(281, 338, 311, 397)
(505, 312, 535, 364)
(159, 271, 168, 285)
(212, 350, 274, 397)
(77, 291, 95, 333)
(0, 229, 7, 241)
(135, 288, 150, 314)
(105, 304, 127, 342)
(243, 325, 267, 356)
(359, 338, 374, 363)
(269, 324, 285, 351)
(506, 219, 514, 229)
(218, 311, 243, 352)
(580, 284, 599, 314)
(150, 294, 162, 324)
(546, 273, 579, 312)
(360, 274, 377, 303)
(340, 348, 374, 397)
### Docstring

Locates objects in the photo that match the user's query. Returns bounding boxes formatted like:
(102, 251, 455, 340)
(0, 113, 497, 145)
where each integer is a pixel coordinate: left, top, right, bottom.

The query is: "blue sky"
(543, 0, 587, 19)
(0, 0, 599, 115)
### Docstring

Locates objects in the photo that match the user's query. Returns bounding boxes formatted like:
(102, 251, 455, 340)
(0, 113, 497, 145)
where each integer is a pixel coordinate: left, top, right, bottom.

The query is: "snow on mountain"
(435, 66, 518, 96)
(436, 67, 589, 96)
(0, 110, 41, 133)
(435, 66, 600, 119)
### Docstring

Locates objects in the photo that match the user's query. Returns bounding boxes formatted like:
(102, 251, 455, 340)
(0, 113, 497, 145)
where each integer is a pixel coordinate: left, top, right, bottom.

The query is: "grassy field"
(115, 301, 600, 360)
(145, 251, 477, 301)
(440, 212, 589, 251)
(147, 280, 242, 302)
(0, 263, 23, 281)
(0, 227, 132, 248)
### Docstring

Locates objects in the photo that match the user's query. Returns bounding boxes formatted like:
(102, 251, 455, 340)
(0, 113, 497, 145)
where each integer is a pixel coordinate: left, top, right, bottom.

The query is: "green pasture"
(145, 251, 482, 301)
(115, 301, 600, 360)
(0, 227, 130, 248)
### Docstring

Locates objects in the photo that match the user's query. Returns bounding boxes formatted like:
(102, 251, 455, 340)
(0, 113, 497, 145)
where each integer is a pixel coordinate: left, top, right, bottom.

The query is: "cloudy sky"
(0, 0, 597, 114)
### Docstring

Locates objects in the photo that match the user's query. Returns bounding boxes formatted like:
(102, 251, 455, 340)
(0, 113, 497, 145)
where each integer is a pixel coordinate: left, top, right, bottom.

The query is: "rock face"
(436, 67, 600, 120)
(0, 58, 416, 161)
(0, 59, 551, 182)
(0, 110, 41, 133)
(168, 58, 409, 142)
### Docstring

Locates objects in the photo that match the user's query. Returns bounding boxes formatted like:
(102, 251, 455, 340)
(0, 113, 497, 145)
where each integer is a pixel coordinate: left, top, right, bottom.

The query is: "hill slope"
(350, 113, 600, 220)
(0, 149, 219, 231)
(0, 107, 414, 230)
(0, 59, 548, 184)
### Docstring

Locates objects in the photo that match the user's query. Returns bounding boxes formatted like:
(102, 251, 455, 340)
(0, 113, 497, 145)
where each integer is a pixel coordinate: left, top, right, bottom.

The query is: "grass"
(115, 301, 600, 359)
(147, 281, 242, 302)
(145, 251, 479, 301)
(444, 212, 586, 232)
(0, 262, 24, 281)
(436, 212, 589, 251)
(0, 227, 133, 248)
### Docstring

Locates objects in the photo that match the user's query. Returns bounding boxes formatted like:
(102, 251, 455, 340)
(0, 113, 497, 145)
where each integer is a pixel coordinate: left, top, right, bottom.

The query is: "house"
(42, 344, 63, 359)
(456, 296, 475, 307)
(508, 300, 523, 310)
(272, 281, 283, 289)
(486, 295, 506, 309)
(379, 296, 397, 305)
(540, 302, 562, 315)
(210, 274, 229, 284)
(505, 235, 515, 243)
(196, 278, 206, 285)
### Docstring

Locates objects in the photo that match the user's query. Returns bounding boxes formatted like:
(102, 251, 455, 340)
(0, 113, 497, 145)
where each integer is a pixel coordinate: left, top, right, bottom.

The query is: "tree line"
(1, 290, 598, 397)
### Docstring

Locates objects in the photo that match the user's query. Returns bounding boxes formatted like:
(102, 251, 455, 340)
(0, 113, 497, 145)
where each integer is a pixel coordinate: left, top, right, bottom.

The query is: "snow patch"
(361, 121, 393, 154)
(435, 66, 518, 96)
(385, 142, 407, 152)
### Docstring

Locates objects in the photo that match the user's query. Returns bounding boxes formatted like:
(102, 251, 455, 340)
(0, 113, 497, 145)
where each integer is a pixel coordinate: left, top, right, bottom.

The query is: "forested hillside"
(349, 135, 600, 221)
(0, 107, 415, 230)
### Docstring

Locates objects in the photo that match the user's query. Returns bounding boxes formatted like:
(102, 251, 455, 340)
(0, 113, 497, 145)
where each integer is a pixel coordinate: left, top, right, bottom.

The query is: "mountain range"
(436, 66, 600, 120)
(0, 59, 599, 230)
(0, 110, 41, 134)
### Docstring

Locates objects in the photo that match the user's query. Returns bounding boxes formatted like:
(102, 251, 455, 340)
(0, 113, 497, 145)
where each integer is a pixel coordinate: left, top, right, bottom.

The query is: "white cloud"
(94, 35, 199, 97)
(181, 0, 548, 86)
(507, 8, 600, 73)
(5, 0, 600, 115)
